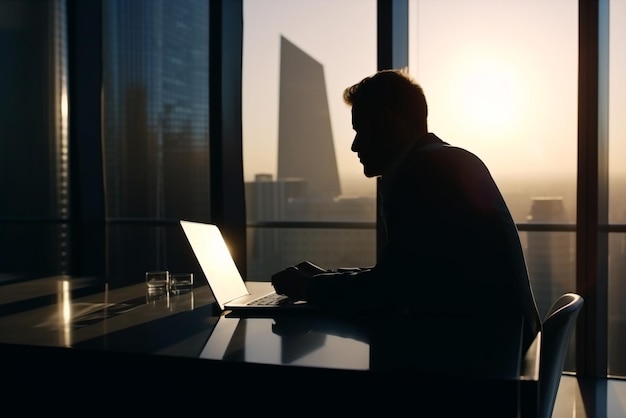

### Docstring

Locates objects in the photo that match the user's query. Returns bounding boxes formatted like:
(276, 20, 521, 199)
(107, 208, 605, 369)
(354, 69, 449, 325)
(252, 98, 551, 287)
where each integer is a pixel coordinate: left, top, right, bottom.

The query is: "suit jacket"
(307, 133, 541, 350)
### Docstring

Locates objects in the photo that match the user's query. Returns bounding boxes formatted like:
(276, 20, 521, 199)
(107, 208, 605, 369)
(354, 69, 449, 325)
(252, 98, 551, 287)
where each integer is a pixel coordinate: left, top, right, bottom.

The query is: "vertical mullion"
(577, 0, 609, 378)
(597, 0, 610, 379)
(377, 0, 408, 71)
(209, 0, 246, 275)
(376, 0, 408, 259)
(67, 0, 106, 279)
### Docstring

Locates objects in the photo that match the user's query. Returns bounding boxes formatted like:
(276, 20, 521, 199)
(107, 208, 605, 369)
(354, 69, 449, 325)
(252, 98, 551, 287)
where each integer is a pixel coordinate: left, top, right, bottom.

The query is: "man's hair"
(343, 69, 428, 135)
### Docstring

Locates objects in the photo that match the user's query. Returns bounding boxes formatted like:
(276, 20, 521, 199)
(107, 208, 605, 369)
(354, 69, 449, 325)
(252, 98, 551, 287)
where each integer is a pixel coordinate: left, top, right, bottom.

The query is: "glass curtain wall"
(0, 0, 69, 281)
(242, 0, 377, 281)
(102, 0, 211, 286)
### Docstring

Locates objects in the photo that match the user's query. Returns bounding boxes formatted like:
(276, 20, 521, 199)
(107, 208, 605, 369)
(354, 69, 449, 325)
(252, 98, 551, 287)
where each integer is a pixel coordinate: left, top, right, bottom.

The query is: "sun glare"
(456, 55, 523, 134)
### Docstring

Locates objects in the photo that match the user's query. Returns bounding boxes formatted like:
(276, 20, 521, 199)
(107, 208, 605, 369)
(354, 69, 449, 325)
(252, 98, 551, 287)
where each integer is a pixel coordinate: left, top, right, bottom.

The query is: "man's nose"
(351, 138, 358, 152)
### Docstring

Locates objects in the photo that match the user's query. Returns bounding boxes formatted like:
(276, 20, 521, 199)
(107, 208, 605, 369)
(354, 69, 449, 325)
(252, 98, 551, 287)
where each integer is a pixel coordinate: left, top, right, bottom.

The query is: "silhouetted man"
(271, 69, 540, 350)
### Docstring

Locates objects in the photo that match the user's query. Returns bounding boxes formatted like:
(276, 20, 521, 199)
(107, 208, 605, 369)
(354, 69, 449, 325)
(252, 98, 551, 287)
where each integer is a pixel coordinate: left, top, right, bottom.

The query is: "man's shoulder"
(409, 135, 487, 171)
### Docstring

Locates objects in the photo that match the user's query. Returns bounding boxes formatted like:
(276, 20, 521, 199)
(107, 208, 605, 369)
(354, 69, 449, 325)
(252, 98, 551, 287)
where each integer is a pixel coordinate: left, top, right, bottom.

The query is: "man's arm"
(271, 262, 380, 312)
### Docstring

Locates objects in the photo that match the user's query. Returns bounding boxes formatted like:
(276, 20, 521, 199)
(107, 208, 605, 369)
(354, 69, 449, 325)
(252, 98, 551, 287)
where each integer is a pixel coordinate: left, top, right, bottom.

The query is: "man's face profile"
(350, 105, 394, 177)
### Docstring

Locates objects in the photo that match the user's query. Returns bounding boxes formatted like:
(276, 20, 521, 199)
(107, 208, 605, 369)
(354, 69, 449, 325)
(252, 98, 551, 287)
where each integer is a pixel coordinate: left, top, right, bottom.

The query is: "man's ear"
(377, 109, 397, 133)
(385, 112, 411, 145)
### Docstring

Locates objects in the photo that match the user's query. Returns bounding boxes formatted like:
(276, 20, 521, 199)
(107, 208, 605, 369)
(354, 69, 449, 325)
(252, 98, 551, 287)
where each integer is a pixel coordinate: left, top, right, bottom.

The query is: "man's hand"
(295, 261, 328, 275)
(271, 263, 321, 300)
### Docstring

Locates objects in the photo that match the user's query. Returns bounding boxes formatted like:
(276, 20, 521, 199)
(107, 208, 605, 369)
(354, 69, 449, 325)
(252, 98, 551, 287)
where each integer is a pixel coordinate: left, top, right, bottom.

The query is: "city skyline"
(245, 33, 626, 226)
(242, 0, 626, 224)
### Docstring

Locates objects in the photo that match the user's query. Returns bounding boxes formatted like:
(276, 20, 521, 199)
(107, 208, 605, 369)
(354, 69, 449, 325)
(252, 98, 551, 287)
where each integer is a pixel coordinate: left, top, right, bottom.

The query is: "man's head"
(343, 69, 428, 177)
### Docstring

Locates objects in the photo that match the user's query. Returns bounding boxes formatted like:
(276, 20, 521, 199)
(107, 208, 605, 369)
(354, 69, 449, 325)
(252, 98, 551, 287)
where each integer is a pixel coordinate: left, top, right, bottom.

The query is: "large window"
(102, 0, 211, 285)
(0, 0, 69, 280)
(409, 0, 579, 369)
(242, 0, 377, 281)
(409, 0, 578, 313)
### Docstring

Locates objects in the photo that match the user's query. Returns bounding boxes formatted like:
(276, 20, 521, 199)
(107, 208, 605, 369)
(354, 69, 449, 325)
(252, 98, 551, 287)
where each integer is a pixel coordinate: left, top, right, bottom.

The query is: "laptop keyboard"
(248, 293, 290, 306)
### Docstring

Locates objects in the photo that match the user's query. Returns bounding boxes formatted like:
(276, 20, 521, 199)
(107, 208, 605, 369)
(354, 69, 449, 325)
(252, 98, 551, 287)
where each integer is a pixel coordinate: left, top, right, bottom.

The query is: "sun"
(455, 55, 523, 134)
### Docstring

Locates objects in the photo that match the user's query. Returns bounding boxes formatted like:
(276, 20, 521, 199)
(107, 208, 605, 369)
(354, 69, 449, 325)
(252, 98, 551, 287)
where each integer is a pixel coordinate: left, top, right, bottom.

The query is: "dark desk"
(0, 278, 539, 416)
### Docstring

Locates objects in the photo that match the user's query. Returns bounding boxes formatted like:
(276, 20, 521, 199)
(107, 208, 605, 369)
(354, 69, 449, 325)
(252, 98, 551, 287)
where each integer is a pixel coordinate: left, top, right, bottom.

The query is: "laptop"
(180, 220, 311, 312)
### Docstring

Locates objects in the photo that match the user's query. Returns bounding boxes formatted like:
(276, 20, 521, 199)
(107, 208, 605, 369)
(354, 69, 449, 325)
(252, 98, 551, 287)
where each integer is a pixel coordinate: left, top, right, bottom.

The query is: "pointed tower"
(277, 36, 341, 198)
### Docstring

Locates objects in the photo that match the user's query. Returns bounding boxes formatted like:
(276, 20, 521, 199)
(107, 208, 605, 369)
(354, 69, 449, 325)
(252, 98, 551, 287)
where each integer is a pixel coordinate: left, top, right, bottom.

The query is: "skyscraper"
(277, 36, 341, 198)
(102, 0, 210, 283)
(525, 196, 576, 370)
(103, 0, 210, 220)
(525, 197, 575, 318)
(609, 207, 626, 374)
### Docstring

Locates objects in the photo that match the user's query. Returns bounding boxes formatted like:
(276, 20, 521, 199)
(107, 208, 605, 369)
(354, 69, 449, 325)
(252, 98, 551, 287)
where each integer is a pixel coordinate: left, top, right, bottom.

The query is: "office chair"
(539, 292, 584, 418)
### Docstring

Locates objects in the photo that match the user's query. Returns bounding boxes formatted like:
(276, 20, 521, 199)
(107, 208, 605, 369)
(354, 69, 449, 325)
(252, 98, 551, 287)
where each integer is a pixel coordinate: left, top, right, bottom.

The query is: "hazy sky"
(408, 0, 578, 180)
(242, 0, 625, 196)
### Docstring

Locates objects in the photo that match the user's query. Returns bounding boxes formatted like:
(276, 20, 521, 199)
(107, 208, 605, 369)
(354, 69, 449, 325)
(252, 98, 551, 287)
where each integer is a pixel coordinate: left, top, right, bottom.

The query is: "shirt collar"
(381, 133, 445, 181)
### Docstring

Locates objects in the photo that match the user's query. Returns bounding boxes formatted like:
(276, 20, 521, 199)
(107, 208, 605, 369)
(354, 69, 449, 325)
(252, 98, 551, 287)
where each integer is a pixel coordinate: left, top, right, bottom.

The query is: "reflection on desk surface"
(199, 313, 532, 379)
(0, 277, 217, 349)
(200, 315, 369, 370)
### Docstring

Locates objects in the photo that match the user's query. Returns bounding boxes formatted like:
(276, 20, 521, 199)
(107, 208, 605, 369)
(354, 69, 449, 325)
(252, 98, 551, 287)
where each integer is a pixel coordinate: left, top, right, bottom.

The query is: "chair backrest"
(539, 292, 584, 418)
